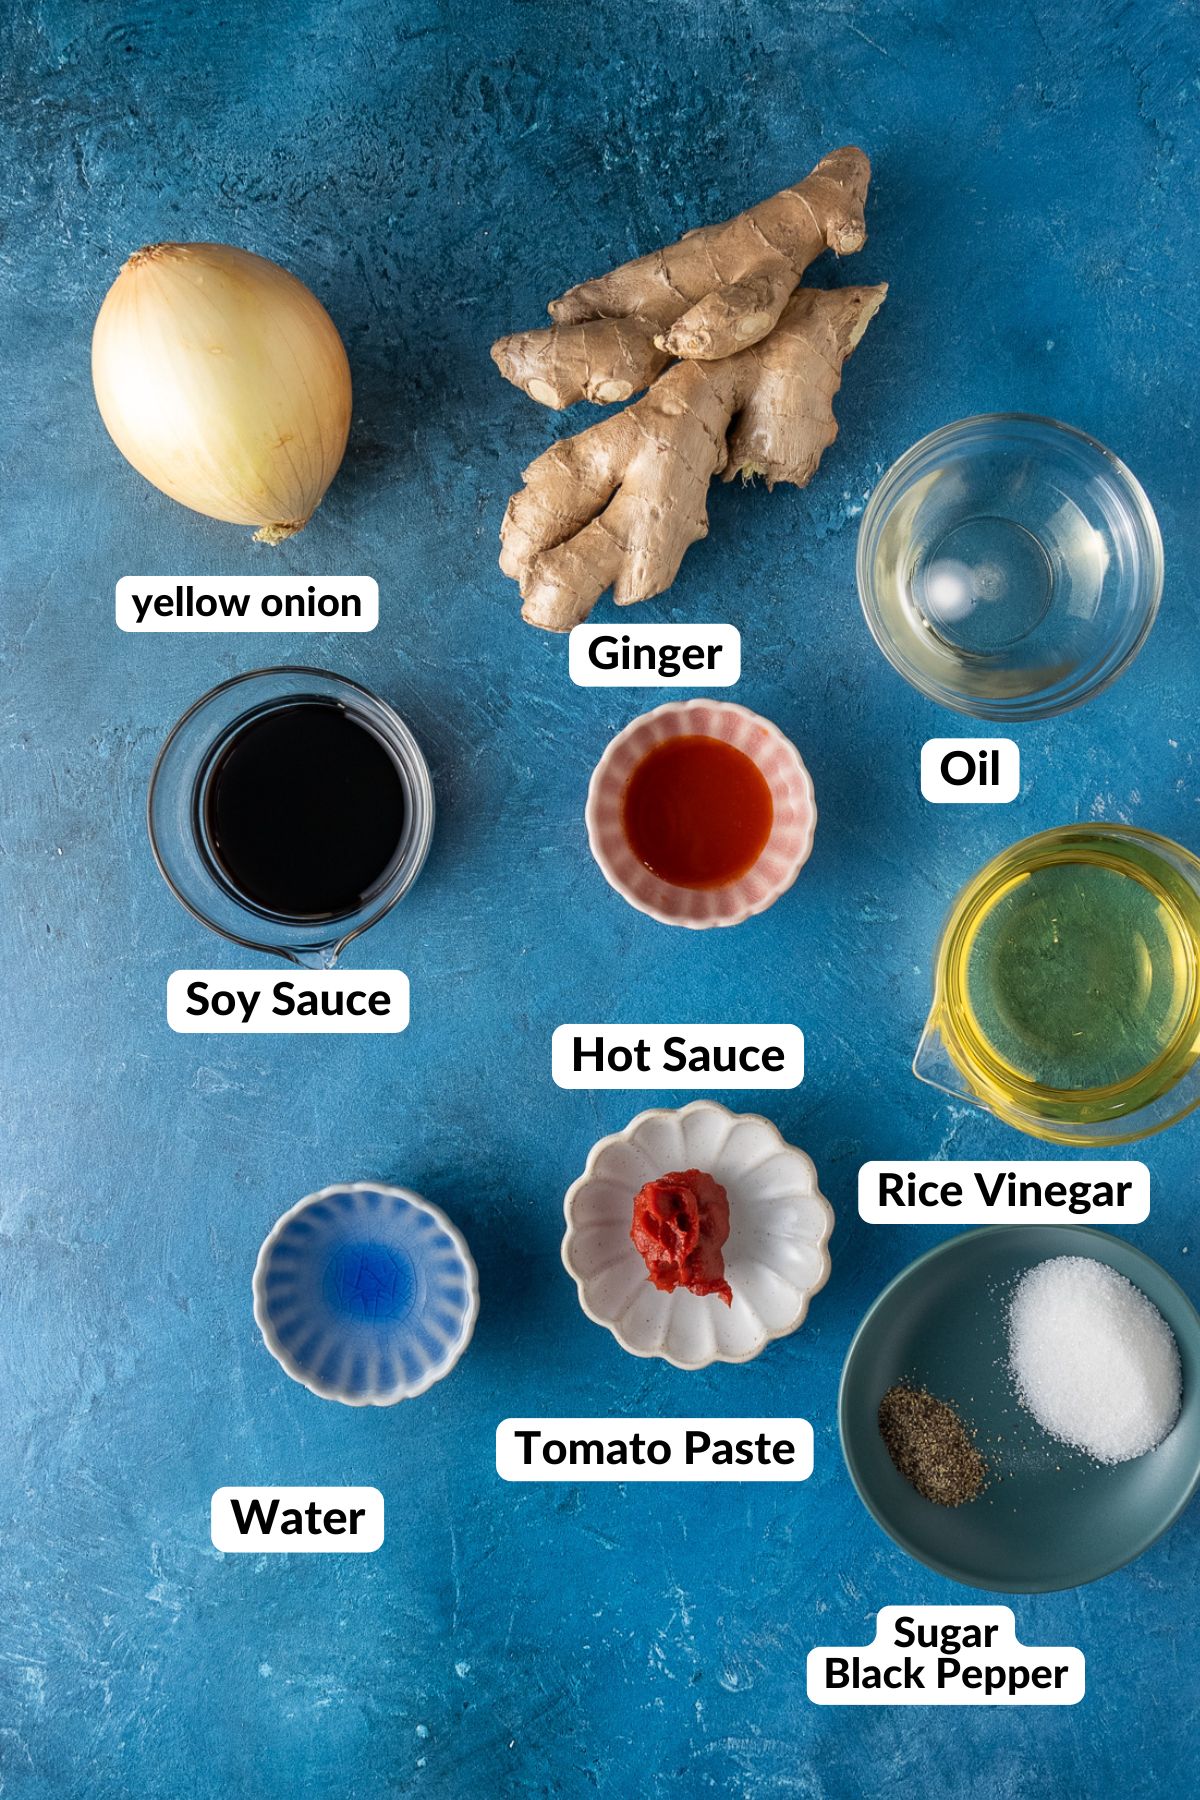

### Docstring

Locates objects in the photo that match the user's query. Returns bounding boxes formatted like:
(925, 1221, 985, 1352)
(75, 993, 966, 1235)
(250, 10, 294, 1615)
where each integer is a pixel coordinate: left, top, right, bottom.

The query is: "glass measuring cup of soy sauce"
(915, 825, 1200, 1146)
(148, 668, 434, 966)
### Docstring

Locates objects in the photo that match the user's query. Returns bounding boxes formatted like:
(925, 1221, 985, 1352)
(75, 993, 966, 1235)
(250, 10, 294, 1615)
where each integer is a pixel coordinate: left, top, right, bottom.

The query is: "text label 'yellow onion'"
(92, 242, 352, 542)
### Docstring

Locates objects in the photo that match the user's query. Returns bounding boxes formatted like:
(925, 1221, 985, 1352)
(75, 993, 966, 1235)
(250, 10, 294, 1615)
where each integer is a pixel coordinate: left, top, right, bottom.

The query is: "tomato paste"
(630, 1168, 733, 1305)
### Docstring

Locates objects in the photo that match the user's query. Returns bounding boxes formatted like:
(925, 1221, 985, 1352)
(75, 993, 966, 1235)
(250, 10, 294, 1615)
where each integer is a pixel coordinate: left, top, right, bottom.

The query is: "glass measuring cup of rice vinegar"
(915, 826, 1200, 1145)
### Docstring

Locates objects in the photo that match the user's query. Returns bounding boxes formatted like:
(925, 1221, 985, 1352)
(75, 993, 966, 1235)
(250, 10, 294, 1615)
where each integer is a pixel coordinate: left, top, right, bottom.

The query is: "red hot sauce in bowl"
(621, 735, 774, 889)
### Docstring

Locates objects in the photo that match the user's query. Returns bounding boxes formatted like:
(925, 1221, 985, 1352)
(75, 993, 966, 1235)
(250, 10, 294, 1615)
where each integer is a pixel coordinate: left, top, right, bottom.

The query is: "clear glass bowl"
(147, 667, 434, 966)
(857, 414, 1163, 720)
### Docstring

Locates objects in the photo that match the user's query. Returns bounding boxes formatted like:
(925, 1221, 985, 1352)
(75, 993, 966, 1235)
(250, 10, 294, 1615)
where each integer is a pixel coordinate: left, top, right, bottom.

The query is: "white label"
(569, 623, 740, 686)
(858, 1160, 1149, 1224)
(808, 1606, 1084, 1705)
(168, 970, 409, 1034)
(921, 738, 1020, 803)
(211, 1486, 384, 1552)
(552, 1024, 803, 1089)
(497, 1418, 813, 1482)
(116, 576, 378, 632)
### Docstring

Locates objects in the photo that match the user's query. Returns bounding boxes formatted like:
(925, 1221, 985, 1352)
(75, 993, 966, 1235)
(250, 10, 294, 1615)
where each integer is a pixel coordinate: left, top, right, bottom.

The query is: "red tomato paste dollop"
(630, 1169, 732, 1306)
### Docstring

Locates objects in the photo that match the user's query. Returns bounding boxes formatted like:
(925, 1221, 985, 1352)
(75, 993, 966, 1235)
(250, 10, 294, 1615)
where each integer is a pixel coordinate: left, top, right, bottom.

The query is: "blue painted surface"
(1, 2, 1198, 1794)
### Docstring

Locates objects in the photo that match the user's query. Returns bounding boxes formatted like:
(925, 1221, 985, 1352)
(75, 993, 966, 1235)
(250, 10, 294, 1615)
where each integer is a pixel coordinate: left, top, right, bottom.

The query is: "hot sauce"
(631, 1169, 733, 1305)
(621, 735, 773, 889)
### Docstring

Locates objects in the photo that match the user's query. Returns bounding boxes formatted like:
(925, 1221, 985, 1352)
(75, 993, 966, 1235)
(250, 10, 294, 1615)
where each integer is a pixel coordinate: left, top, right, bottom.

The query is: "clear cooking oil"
(917, 826, 1200, 1144)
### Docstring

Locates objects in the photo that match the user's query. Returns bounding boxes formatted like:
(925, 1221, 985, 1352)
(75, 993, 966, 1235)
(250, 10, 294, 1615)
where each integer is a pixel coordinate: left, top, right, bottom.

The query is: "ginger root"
(501, 283, 886, 632)
(492, 146, 870, 409)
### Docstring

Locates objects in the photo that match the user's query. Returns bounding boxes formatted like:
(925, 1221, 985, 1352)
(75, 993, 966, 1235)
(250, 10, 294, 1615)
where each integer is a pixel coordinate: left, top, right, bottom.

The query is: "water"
(323, 1242, 417, 1323)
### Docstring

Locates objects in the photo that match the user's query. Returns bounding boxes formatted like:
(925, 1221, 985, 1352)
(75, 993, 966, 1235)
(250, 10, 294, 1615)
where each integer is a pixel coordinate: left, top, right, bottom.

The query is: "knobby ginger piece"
(500, 283, 886, 632)
(491, 146, 870, 408)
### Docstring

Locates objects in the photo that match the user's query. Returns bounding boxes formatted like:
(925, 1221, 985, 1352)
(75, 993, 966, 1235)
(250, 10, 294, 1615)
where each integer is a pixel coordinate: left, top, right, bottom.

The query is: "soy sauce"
(203, 702, 406, 920)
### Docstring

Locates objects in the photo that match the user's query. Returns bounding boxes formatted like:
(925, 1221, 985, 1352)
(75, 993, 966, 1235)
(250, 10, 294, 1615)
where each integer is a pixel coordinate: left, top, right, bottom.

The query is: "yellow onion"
(92, 242, 352, 542)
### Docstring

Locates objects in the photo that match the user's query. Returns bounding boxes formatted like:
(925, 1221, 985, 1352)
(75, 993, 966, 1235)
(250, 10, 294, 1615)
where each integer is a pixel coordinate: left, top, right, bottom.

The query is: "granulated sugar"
(1008, 1256, 1181, 1464)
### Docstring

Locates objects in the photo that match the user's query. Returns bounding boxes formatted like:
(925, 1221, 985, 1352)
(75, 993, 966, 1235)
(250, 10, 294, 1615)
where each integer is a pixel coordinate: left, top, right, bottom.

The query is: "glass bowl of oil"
(858, 415, 1162, 720)
(916, 826, 1200, 1145)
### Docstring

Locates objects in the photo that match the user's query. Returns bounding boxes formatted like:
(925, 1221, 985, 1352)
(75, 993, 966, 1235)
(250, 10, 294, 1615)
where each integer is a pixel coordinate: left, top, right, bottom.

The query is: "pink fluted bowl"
(585, 700, 817, 928)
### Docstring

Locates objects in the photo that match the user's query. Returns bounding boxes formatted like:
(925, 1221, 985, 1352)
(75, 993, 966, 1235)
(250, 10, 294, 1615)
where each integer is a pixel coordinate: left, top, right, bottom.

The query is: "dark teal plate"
(839, 1225, 1200, 1592)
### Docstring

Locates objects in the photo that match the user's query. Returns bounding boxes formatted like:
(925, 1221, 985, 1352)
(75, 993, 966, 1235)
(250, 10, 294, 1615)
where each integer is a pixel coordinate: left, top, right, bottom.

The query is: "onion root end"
(254, 520, 305, 545)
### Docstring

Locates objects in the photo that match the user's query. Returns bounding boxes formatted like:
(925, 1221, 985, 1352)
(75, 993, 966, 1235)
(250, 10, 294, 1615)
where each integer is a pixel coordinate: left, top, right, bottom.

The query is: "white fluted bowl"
(562, 1102, 833, 1369)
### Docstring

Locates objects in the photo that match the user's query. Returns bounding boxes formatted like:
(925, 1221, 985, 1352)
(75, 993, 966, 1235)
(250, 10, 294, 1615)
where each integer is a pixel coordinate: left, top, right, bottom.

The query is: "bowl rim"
(855, 411, 1165, 722)
(252, 1180, 480, 1406)
(561, 1099, 834, 1369)
(838, 1223, 1200, 1592)
(584, 699, 817, 929)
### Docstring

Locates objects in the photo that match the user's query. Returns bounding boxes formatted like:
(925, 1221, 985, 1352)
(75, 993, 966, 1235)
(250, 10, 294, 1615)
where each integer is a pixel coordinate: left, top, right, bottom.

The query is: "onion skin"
(91, 243, 352, 542)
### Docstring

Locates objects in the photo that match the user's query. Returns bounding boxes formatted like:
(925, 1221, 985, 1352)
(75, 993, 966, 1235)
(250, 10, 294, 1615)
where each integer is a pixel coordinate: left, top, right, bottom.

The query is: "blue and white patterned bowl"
(253, 1183, 479, 1405)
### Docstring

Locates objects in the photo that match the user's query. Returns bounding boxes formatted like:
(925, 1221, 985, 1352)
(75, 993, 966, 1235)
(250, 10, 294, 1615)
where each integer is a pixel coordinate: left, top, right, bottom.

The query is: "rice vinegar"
(920, 827, 1200, 1143)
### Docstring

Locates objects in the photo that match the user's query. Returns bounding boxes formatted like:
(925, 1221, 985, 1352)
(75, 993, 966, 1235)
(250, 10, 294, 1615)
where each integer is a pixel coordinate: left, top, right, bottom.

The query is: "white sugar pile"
(1008, 1256, 1182, 1464)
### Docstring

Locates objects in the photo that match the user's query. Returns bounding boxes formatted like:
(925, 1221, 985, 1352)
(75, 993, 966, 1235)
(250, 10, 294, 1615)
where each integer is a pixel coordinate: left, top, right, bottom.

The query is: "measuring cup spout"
(286, 943, 341, 971)
(913, 1011, 976, 1103)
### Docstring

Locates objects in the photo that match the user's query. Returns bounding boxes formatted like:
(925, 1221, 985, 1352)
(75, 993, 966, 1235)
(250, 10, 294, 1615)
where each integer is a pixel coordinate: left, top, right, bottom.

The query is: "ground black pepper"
(878, 1383, 987, 1506)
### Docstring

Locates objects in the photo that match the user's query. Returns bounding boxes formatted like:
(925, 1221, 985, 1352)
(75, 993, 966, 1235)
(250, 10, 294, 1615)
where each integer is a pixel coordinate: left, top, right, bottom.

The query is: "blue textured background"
(2, 2, 1198, 1795)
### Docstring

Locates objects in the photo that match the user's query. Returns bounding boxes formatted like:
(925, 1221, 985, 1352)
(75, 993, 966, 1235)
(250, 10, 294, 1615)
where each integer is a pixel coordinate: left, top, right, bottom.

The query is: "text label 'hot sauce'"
(552, 1025, 804, 1089)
